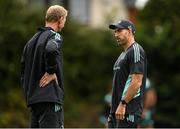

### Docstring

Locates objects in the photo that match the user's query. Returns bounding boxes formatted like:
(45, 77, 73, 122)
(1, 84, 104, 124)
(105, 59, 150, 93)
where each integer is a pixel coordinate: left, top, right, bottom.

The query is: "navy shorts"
(30, 102, 64, 128)
(108, 113, 140, 128)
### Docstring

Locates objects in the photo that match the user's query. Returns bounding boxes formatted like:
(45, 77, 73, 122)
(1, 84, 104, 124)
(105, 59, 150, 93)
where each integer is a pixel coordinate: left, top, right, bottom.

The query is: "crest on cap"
(128, 25, 132, 31)
(118, 20, 122, 24)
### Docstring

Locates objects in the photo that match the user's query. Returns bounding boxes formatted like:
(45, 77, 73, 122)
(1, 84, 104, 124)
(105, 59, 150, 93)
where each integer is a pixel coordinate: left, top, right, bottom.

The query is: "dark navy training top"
(111, 42, 147, 118)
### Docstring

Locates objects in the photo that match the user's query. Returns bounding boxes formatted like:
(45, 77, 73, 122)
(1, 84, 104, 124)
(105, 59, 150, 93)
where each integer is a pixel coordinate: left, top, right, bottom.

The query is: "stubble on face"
(115, 31, 128, 46)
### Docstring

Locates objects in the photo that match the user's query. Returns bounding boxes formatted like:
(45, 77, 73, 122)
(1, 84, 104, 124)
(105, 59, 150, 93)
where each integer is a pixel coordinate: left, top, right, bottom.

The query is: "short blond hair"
(45, 5, 68, 22)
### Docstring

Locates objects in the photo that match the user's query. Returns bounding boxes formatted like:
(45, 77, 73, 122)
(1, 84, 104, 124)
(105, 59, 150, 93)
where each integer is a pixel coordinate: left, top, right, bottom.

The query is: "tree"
(0, 0, 44, 127)
(136, 0, 180, 127)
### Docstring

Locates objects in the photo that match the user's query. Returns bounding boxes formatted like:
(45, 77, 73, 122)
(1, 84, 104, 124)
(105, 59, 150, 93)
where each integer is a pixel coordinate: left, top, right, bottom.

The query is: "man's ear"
(59, 17, 64, 21)
(127, 29, 132, 36)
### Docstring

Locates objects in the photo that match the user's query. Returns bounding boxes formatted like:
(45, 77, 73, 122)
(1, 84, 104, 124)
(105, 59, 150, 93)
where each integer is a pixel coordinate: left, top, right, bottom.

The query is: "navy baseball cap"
(109, 20, 135, 34)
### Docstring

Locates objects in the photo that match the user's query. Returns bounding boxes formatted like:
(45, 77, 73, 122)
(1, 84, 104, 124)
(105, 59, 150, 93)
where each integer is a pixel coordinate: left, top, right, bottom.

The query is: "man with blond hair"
(21, 5, 67, 128)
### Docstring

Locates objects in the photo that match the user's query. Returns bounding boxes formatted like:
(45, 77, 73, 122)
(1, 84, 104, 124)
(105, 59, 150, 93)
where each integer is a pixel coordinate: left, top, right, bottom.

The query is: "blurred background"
(0, 0, 180, 127)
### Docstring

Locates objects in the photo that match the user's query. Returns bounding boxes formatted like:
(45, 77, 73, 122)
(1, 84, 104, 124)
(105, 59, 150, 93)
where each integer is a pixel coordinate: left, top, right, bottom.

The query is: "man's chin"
(117, 41, 122, 45)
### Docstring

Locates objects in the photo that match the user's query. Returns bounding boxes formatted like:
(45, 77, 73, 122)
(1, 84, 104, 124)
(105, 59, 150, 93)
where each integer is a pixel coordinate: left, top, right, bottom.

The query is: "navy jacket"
(21, 27, 64, 106)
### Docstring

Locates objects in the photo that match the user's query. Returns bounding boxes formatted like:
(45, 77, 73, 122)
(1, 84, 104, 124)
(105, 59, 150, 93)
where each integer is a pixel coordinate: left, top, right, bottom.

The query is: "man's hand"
(39, 72, 58, 87)
(115, 103, 126, 120)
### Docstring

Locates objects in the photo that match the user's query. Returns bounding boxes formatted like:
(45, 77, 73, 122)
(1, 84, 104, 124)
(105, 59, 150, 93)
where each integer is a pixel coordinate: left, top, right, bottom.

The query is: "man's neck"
(123, 38, 135, 51)
(45, 22, 58, 32)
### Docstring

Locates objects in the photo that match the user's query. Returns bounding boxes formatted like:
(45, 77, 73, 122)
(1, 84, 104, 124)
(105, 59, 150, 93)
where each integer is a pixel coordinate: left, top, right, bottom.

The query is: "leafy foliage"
(0, 0, 44, 127)
(61, 22, 120, 127)
(136, 0, 180, 127)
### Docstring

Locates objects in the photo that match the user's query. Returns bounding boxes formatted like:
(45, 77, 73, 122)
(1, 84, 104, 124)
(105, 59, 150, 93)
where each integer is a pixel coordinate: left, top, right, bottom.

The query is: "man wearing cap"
(108, 20, 147, 128)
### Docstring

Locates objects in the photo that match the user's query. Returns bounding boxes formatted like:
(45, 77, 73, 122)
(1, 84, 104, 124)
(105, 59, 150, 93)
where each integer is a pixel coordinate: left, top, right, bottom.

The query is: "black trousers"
(108, 113, 139, 128)
(30, 102, 64, 128)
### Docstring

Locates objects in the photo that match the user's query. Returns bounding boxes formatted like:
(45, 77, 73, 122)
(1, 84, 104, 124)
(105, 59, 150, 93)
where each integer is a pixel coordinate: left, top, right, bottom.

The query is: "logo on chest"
(113, 53, 126, 70)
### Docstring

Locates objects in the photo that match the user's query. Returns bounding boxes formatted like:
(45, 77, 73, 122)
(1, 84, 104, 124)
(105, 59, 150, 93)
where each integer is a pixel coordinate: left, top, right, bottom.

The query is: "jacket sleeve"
(45, 33, 62, 74)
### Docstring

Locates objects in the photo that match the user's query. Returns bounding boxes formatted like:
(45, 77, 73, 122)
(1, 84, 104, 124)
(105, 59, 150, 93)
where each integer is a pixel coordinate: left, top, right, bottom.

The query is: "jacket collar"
(38, 27, 54, 31)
